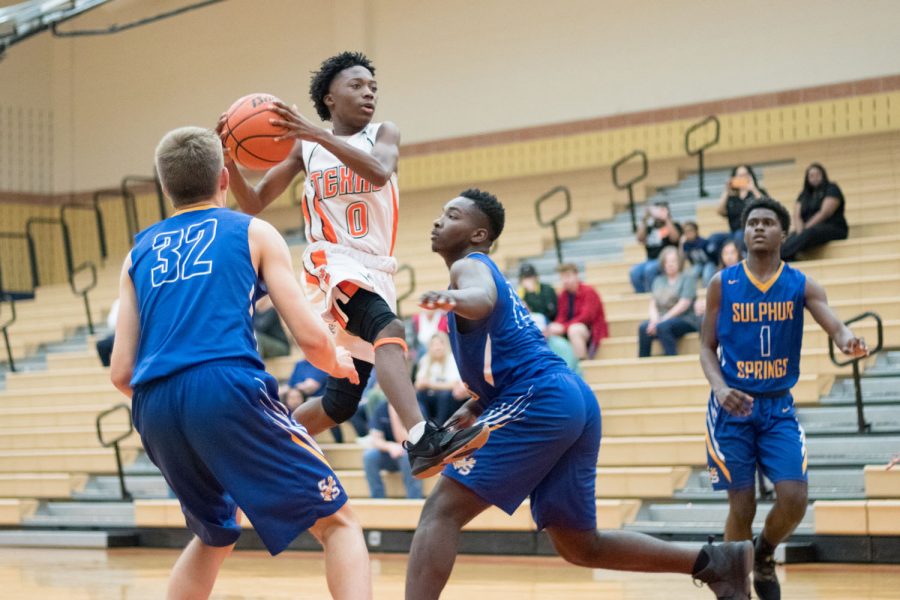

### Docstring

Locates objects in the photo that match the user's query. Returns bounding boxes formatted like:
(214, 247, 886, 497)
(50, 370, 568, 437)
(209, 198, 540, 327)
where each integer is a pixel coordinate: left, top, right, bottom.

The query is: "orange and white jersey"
(300, 123, 399, 259)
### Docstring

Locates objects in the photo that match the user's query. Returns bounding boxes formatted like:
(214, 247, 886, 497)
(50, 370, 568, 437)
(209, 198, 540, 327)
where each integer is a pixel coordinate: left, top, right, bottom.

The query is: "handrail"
(121, 174, 165, 241)
(70, 261, 98, 334)
(828, 311, 884, 433)
(534, 185, 572, 264)
(93, 189, 127, 254)
(394, 263, 416, 319)
(684, 115, 720, 198)
(25, 216, 74, 284)
(95, 403, 134, 501)
(612, 149, 649, 233)
(0, 231, 38, 293)
(0, 294, 16, 372)
(61, 202, 107, 262)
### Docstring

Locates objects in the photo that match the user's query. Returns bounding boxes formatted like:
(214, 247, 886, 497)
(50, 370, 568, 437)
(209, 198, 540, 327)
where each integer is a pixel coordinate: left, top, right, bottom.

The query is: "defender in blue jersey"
(406, 189, 755, 600)
(110, 127, 370, 599)
(701, 197, 867, 600)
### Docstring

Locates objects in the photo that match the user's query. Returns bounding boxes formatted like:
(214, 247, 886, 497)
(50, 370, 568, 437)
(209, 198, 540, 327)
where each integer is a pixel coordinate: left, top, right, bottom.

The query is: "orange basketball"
(222, 93, 293, 171)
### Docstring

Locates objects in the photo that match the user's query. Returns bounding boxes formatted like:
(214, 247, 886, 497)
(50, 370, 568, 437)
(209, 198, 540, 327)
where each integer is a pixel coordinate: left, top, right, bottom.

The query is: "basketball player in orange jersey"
(217, 52, 488, 478)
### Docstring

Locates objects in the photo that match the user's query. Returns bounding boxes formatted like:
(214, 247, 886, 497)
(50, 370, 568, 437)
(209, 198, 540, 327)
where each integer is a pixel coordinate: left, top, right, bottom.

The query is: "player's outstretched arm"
(110, 256, 139, 399)
(419, 258, 498, 321)
(215, 113, 305, 215)
(805, 277, 869, 358)
(249, 219, 358, 384)
(699, 274, 753, 417)
(270, 102, 400, 187)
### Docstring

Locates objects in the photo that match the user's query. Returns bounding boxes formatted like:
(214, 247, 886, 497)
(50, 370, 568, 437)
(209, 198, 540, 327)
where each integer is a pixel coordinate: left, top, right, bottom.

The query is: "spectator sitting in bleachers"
(252, 296, 290, 359)
(547, 263, 608, 359)
(286, 358, 329, 402)
(782, 163, 848, 261)
(629, 201, 683, 293)
(706, 165, 766, 259)
(363, 397, 424, 499)
(680, 221, 717, 287)
(410, 306, 449, 359)
(693, 239, 744, 323)
(638, 246, 699, 357)
(517, 262, 557, 322)
(527, 312, 582, 375)
(415, 332, 466, 426)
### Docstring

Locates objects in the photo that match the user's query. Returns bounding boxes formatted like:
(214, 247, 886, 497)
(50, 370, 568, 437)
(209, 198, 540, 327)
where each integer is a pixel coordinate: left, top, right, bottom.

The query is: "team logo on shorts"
(318, 476, 342, 502)
(452, 457, 476, 476)
(708, 467, 720, 485)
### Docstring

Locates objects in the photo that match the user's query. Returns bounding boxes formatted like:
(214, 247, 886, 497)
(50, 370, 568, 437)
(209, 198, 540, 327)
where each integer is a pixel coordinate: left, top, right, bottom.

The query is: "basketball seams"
(224, 94, 291, 169)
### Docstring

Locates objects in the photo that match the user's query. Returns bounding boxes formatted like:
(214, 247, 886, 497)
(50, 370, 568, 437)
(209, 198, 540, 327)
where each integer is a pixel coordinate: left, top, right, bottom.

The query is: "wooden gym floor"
(0, 547, 898, 599)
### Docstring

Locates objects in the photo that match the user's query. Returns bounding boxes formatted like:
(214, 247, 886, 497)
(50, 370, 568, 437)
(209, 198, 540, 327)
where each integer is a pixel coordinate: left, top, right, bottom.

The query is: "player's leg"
(132, 378, 245, 597)
(536, 377, 753, 597)
(308, 504, 371, 600)
(405, 476, 491, 600)
(566, 322, 590, 359)
(724, 486, 757, 540)
(167, 537, 235, 600)
(752, 394, 809, 599)
(706, 390, 760, 540)
(294, 357, 373, 436)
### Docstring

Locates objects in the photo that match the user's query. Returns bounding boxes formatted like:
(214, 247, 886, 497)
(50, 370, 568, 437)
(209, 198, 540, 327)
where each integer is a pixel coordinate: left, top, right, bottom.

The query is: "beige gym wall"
(1, 0, 899, 192)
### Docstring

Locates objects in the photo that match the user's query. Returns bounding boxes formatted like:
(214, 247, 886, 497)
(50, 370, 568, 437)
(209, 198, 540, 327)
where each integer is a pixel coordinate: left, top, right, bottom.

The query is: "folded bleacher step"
(0, 529, 137, 548)
(73, 475, 171, 500)
(625, 501, 815, 536)
(799, 403, 900, 434)
(22, 501, 135, 528)
(672, 467, 865, 501)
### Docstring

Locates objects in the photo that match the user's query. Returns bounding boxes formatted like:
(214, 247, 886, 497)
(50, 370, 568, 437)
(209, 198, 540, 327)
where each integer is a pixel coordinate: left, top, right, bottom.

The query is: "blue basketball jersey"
(716, 260, 806, 394)
(447, 252, 569, 405)
(129, 206, 264, 386)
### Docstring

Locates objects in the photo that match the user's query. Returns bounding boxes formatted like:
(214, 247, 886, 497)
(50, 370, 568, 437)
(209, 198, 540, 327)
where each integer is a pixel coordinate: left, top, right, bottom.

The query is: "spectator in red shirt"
(547, 263, 608, 359)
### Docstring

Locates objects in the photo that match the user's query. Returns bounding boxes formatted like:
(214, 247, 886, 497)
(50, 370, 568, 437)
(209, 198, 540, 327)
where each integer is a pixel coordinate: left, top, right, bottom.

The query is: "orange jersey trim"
(388, 180, 399, 256)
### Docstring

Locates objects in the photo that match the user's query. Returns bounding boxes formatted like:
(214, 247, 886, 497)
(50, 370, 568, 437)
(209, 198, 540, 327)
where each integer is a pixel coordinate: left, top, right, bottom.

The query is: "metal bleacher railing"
(612, 149, 649, 234)
(95, 403, 134, 501)
(0, 174, 166, 369)
(534, 185, 572, 265)
(828, 311, 885, 433)
(684, 115, 720, 198)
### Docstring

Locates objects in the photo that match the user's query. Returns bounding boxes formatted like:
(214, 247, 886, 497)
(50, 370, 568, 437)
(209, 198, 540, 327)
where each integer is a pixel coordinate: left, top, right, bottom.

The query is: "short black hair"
(683, 220, 698, 231)
(741, 197, 791, 232)
(309, 51, 375, 121)
(460, 188, 505, 241)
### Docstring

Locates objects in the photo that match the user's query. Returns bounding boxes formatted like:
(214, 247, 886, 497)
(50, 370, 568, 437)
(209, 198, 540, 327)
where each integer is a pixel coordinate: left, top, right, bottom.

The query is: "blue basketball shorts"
(442, 371, 602, 531)
(705, 390, 808, 491)
(132, 359, 346, 555)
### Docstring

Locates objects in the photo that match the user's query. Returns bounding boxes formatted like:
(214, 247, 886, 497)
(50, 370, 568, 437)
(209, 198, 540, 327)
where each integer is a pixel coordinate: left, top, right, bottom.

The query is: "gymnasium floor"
(1, 548, 898, 599)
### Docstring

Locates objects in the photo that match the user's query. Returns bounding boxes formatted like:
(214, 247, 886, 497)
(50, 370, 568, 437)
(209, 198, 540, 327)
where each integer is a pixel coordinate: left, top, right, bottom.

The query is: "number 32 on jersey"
(150, 218, 217, 287)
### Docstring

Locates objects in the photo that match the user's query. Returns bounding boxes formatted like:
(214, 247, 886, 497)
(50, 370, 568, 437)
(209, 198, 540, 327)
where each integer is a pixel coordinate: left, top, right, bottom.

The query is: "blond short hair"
(154, 127, 224, 207)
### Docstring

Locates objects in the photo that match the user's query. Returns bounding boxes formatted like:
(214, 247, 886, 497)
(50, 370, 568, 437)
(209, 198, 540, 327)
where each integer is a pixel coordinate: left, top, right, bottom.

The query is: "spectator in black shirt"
(782, 163, 849, 260)
(706, 165, 766, 260)
(629, 201, 683, 293)
(517, 263, 557, 322)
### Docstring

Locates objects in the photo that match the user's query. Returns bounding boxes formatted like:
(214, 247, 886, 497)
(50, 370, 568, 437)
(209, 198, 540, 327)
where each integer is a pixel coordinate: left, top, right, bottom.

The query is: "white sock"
(407, 421, 426, 444)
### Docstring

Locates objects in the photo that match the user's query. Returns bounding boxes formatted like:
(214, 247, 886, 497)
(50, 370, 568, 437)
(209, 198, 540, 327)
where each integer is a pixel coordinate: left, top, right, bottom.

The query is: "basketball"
(222, 93, 293, 170)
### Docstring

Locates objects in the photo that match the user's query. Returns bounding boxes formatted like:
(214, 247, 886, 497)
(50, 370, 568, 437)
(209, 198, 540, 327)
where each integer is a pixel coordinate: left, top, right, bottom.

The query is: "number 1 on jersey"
(760, 325, 772, 357)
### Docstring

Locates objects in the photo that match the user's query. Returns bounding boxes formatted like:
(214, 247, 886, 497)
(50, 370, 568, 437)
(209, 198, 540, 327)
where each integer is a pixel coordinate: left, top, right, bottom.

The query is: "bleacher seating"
(0, 130, 897, 549)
